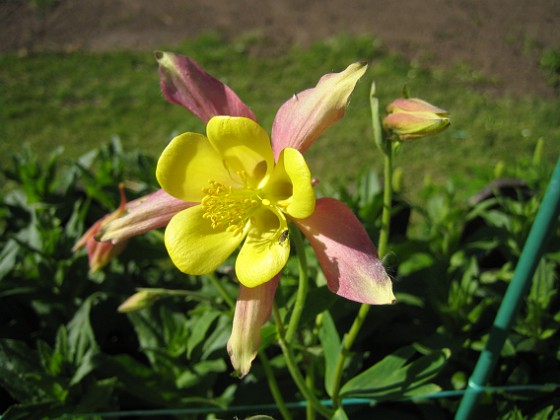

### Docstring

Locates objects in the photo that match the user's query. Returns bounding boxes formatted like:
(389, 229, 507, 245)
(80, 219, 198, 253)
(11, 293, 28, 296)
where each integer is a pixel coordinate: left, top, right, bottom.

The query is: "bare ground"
(1, 0, 559, 97)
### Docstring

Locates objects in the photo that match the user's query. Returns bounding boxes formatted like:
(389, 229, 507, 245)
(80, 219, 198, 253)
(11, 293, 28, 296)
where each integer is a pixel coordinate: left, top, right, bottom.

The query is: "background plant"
(1, 35, 559, 419)
(2, 34, 559, 202)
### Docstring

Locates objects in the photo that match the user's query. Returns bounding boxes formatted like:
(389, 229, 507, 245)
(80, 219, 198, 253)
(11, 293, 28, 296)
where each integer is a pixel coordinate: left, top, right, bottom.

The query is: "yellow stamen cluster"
(201, 180, 260, 235)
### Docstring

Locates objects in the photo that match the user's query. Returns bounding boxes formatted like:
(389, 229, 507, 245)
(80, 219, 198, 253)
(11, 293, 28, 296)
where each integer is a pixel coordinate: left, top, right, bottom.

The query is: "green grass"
(2, 33, 559, 200)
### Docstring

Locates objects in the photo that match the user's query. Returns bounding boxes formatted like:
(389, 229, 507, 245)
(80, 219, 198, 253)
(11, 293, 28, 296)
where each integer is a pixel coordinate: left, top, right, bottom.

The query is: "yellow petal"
(235, 209, 290, 288)
(264, 147, 315, 219)
(206, 116, 274, 187)
(156, 132, 232, 202)
(165, 205, 244, 274)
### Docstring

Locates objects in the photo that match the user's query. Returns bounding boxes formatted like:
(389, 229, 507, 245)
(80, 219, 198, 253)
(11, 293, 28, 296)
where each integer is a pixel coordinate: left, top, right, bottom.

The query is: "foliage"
(540, 48, 560, 88)
(2, 34, 559, 202)
(1, 133, 558, 418)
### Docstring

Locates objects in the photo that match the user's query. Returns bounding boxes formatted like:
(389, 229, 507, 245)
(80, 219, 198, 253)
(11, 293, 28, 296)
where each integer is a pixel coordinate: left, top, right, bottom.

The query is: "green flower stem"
(285, 225, 309, 343)
(208, 275, 291, 418)
(259, 349, 293, 420)
(330, 303, 370, 408)
(305, 356, 317, 420)
(135, 287, 210, 301)
(377, 142, 394, 258)
(330, 87, 394, 409)
(273, 304, 333, 419)
(208, 274, 236, 309)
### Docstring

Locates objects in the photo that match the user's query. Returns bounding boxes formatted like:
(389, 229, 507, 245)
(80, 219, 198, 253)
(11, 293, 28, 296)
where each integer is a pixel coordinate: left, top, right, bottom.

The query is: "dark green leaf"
(67, 293, 101, 364)
(340, 346, 449, 399)
(319, 310, 341, 397)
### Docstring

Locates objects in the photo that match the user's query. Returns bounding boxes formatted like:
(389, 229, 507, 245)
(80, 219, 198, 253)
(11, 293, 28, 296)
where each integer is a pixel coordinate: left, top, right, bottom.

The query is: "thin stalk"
(306, 359, 316, 420)
(259, 350, 293, 420)
(377, 142, 394, 258)
(273, 304, 333, 419)
(134, 287, 210, 302)
(330, 304, 370, 408)
(207, 274, 236, 309)
(285, 225, 309, 343)
(330, 88, 394, 408)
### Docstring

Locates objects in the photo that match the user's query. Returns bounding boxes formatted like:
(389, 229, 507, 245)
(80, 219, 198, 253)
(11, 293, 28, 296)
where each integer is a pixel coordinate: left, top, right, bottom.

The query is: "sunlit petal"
(206, 116, 274, 186)
(264, 147, 315, 219)
(294, 198, 396, 305)
(165, 206, 244, 274)
(271, 62, 367, 159)
(235, 209, 290, 288)
(156, 132, 231, 202)
(227, 276, 279, 378)
(99, 189, 194, 243)
(156, 51, 257, 123)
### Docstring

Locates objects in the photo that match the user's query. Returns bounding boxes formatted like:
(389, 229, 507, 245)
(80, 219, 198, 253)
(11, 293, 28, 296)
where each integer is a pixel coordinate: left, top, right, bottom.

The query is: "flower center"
(201, 180, 261, 235)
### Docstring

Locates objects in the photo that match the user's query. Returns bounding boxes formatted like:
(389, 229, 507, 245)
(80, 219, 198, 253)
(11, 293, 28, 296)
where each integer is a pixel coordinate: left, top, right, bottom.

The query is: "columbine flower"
(85, 52, 395, 377)
(383, 98, 450, 140)
(154, 52, 395, 377)
(156, 116, 315, 287)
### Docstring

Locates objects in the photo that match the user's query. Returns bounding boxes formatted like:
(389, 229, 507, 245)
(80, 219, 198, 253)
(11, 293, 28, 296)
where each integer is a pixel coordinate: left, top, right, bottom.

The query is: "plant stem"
(330, 303, 370, 408)
(285, 225, 309, 343)
(330, 87, 394, 409)
(208, 274, 236, 310)
(259, 349, 293, 420)
(306, 359, 316, 420)
(377, 142, 394, 259)
(273, 304, 333, 419)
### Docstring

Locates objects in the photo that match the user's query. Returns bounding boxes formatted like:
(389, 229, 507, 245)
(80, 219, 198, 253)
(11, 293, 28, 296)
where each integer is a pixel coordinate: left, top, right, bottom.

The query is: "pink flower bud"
(383, 98, 450, 141)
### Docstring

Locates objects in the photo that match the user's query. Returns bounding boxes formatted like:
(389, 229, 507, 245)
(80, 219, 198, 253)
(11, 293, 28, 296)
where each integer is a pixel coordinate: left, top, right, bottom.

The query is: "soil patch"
(1, 0, 559, 97)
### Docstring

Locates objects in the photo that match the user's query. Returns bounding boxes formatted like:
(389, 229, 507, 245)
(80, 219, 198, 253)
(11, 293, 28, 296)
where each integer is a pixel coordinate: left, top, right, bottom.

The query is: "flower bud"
(118, 290, 160, 313)
(383, 98, 450, 141)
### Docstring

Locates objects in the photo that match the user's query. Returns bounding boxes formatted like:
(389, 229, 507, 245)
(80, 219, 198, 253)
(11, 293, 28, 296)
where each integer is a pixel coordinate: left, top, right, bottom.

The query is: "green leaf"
(0, 339, 69, 403)
(201, 314, 231, 359)
(259, 324, 278, 351)
(70, 348, 102, 386)
(99, 354, 181, 405)
(1, 401, 66, 420)
(319, 310, 341, 397)
(74, 377, 118, 412)
(187, 309, 220, 358)
(54, 326, 70, 361)
(37, 340, 63, 377)
(0, 239, 18, 280)
(0, 339, 46, 402)
(402, 382, 442, 398)
(332, 406, 350, 420)
(67, 293, 101, 364)
(127, 305, 189, 369)
(100, 354, 230, 407)
(339, 346, 449, 399)
(175, 359, 227, 389)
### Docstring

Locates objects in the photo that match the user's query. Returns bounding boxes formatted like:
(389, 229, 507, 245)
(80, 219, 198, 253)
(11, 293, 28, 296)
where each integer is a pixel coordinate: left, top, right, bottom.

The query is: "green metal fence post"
(455, 158, 560, 420)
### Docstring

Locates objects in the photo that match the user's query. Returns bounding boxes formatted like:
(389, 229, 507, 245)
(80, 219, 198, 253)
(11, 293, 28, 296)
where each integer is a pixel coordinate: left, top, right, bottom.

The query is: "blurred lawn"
(1, 33, 559, 200)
